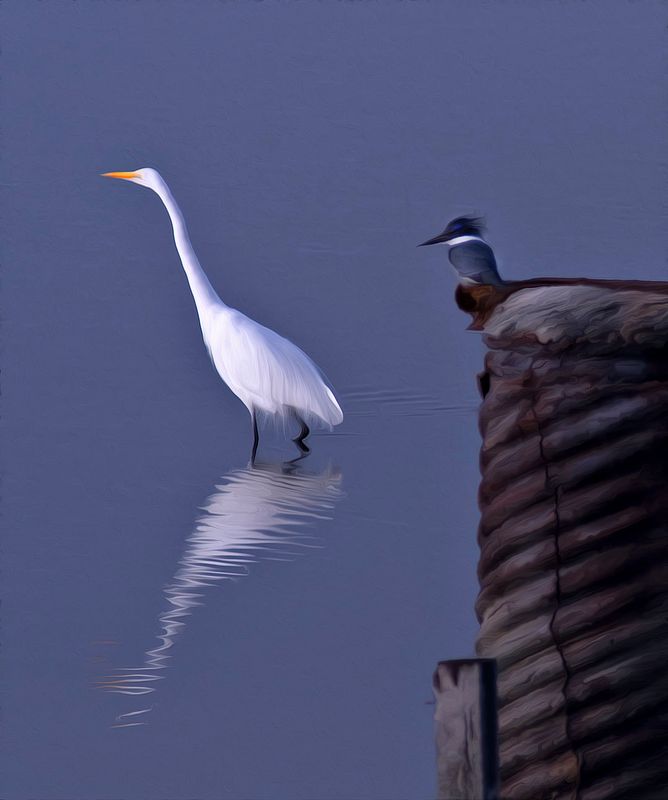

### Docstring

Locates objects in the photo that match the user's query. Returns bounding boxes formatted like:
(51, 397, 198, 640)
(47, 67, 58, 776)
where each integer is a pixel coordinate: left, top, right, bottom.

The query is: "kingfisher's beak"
(101, 171, 139, 180)
(418, 232, 449, 247)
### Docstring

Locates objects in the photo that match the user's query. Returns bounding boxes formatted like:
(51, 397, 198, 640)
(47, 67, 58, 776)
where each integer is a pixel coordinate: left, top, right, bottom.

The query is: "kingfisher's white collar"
(445, 235, 485, 247)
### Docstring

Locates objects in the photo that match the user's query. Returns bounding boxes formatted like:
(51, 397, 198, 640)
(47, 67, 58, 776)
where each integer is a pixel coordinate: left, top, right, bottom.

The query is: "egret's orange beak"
(101, 171, 139, 180)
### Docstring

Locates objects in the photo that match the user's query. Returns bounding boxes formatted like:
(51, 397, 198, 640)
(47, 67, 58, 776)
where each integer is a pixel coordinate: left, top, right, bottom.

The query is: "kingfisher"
(418, 215, 504, 286)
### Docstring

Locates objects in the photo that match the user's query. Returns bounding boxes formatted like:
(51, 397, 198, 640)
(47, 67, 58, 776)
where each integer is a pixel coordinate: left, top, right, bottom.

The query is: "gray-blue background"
(2, 2, 665, 798)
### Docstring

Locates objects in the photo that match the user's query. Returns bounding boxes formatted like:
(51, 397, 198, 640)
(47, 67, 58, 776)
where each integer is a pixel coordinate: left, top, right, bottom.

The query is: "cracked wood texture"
(433, 659, 499, 800)
(458, 279, 668, 800)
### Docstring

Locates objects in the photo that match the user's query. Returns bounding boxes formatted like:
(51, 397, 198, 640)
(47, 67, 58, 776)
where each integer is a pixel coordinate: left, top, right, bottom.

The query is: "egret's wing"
(205, 309, 343, 426)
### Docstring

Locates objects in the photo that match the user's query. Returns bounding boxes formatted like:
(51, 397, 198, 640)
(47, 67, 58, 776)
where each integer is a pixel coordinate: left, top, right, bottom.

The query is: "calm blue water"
(1, 2, 665, 798)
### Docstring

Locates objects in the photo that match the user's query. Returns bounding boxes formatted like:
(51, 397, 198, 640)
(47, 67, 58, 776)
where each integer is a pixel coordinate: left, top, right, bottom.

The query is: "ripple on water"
(341, 385, 478, 418)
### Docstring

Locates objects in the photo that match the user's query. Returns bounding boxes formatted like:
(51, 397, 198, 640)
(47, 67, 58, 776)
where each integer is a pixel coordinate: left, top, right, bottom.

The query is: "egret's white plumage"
(103, 168, 343, 459)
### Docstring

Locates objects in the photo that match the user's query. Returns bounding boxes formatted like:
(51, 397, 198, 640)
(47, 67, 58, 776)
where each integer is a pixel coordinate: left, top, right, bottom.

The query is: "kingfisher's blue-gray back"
(419, 216, 503, 286)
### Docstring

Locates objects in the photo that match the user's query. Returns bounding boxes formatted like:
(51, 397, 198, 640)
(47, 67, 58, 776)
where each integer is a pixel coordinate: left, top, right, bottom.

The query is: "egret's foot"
(293, 437, 310, 455)
(293, 418, 311, 456)
(251, 412, 260, 465)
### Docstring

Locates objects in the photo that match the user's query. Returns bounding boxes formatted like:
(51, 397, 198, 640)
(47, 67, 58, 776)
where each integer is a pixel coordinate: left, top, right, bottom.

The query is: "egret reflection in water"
(96, 461, 343, 724)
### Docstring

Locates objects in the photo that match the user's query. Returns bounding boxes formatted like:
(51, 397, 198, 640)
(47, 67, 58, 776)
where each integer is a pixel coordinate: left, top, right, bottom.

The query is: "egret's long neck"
(155, 182, 225, 316)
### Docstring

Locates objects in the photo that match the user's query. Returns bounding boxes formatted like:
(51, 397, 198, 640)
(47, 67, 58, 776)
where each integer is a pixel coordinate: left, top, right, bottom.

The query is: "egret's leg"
(293, 415, 311, 455)
(251, 412, 259, 464)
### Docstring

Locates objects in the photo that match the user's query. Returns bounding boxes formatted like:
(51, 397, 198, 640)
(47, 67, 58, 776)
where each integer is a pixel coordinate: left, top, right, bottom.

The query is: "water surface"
(2, 2, 665, 798)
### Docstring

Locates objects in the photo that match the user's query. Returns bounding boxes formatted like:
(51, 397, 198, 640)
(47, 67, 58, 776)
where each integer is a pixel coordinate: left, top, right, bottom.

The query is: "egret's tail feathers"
(323, 386, 344, 426)
(298, 382, 343, 429)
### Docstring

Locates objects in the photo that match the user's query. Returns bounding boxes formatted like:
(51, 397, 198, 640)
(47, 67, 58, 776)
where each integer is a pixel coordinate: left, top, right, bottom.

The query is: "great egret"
(102, 168, 343, 461)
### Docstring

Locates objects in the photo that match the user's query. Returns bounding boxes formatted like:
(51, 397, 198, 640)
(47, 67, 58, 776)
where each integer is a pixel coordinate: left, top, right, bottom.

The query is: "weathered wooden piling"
(433, 659, 499, 800)
(458, 278, 668, 800)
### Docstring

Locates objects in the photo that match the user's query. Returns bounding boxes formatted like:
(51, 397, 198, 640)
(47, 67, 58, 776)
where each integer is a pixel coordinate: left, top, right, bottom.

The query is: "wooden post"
(433, 659, 499, 800)
(456, 278, 668, 800)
